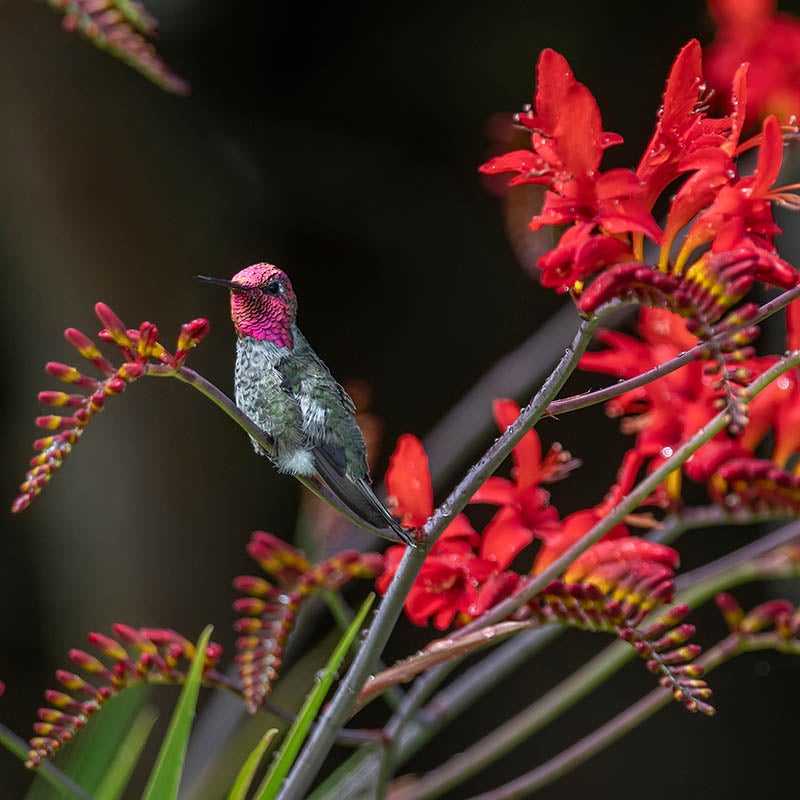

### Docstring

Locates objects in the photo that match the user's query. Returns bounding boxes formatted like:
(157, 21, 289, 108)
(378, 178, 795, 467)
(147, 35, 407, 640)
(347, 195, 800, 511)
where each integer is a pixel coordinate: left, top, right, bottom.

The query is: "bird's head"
(196, 263, 298, 347)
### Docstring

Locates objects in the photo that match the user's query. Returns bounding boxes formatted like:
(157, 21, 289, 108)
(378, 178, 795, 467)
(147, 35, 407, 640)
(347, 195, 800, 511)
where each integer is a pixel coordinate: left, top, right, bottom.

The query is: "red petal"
(479, 150, 549, 178)
(787, 298, 800, 351)
(554, 83, 605, 175)
(492, 399, 543, 489)
(564, 537, 679, 583)
(534, 49, 578, 133)
(727, 63, 749, 150)
(471, 476, 517, 506)
(385, 434, 433, 526)
(751, 115, 784, 197)
(661, 39, 704, 131)
(480, 506, 534, 571)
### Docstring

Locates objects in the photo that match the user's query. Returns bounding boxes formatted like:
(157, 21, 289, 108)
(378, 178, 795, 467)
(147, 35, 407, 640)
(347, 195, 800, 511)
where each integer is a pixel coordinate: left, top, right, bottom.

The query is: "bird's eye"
(263, 281, 281, 296)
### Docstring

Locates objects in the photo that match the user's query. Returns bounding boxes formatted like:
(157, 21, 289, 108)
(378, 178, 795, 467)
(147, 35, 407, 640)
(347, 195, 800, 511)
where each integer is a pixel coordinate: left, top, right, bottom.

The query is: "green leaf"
(141, 625, 213, 800)
(94, 705, 159, 800)
(254, 594, 375, 799)
(226, 729, 279, 800)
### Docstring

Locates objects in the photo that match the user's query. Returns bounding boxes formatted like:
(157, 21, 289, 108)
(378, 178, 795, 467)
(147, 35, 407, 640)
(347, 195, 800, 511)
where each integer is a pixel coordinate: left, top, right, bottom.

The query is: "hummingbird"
(196, 263, 416, 547)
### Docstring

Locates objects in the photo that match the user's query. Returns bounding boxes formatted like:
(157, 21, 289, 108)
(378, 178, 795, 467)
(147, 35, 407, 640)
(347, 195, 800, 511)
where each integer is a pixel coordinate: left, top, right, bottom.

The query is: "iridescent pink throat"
(230, 291, 294, 348)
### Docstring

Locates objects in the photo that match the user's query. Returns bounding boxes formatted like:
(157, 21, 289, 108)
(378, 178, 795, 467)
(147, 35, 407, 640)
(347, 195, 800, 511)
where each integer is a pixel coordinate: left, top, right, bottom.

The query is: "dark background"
(0, 1, 798, 797)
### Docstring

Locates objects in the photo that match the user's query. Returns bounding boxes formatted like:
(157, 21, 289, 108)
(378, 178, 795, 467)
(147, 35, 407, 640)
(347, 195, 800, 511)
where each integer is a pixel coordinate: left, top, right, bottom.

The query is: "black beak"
(194, 275, 252, 292)
(194, 275, 250, 292)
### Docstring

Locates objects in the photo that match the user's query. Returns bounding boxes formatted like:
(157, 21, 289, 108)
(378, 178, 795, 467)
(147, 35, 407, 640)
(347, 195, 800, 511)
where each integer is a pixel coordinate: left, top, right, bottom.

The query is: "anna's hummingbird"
(196, 263, 416, 547)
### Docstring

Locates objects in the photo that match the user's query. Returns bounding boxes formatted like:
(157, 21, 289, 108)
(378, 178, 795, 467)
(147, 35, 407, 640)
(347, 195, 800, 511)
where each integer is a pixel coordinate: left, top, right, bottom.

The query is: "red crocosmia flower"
(705, 0, 800, 129)
(581, 309, 757, 488)
(479, 48, 661, 293)
(636, 40, 709, 205)
(729, 298, 800, 468)
(376, 519, 493, 630)
(637, 40, 747, 212)
(536, 223, 633, 291)
(482, 35, 800, 313)
(580, 309, 721, 473)
(680, 115, 787, 264)
(532, 508, 628, 576)
(581, 307, 785, 492)
(471, 399, 572, 560)
(563, 537, 679, 584)
(379, 433, 513, 629)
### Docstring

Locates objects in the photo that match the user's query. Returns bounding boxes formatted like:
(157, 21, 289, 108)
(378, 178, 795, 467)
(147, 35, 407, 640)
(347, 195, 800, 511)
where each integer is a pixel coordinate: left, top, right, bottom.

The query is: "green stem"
(461, 630, 800, 800)
(321, 590, 405, 712)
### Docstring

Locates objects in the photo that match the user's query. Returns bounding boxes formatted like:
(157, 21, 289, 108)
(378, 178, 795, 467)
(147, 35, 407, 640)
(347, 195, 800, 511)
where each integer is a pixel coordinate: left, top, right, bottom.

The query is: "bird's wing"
(277, 340, 369, 478)
(278, 338, 415, 546)
(312, 446, 416, 546)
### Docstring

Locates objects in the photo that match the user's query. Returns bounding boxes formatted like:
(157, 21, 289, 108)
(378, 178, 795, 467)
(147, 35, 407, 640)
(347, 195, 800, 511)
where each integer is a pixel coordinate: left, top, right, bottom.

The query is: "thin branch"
(548, 283, 800, 418)
(461, 631, 800, 800)
(422, 302, 630, 486)
(645, 505, 777, 545)
(745, 348, 800, 397)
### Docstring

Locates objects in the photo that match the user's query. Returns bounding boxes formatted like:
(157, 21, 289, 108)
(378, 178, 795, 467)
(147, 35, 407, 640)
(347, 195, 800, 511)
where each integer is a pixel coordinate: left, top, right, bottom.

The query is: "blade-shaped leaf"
(226, 729, 279, 800)
(94, 705, 159, 800)
(141, 625, 213, 800)
(254, 594, 375, 799)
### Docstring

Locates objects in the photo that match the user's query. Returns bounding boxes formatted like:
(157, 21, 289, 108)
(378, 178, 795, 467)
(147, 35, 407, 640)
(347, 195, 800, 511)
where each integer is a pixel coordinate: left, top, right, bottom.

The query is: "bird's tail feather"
(312, 449, 417, 547)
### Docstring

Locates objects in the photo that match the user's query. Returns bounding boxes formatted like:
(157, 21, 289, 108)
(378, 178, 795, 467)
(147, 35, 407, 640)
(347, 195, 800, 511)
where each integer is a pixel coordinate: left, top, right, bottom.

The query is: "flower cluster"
(234, 531, 385, 712)
(480, 33, 800, 515)
(376, 416, 714, 712)
(11, 303, 209, 514)
(480, 39, 800, 318)
(582, 301, 800, 512)
(715, 591, 800, 649)
(527, 588, 713, 714)
(46, 0, 190, 95)
(27, 625, 224, 768)
(378, 402, 677, 631)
